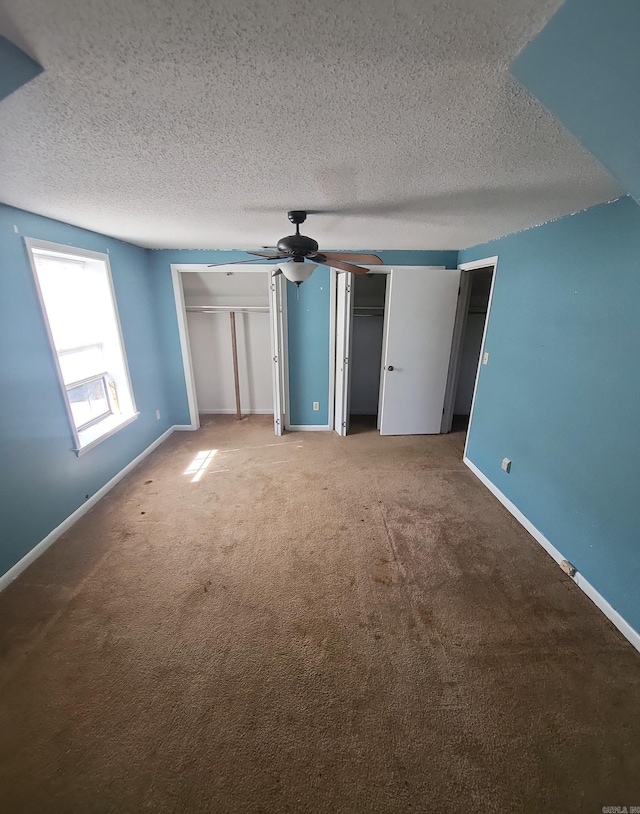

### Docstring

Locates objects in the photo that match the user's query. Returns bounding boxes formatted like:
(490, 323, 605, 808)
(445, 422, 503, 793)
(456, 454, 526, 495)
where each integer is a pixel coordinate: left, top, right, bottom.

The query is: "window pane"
(58, 345, 105, 385)
(67, 377, 111, 430)
(34, 258, 105, 350)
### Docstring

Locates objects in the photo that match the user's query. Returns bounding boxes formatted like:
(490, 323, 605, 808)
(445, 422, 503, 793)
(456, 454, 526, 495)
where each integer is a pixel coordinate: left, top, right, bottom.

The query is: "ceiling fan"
(208, 210, 383, 284)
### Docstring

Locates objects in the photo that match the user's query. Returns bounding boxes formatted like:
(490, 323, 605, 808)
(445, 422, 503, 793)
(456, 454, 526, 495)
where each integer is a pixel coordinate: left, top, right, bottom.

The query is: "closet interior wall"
(182, 272, 273, 415)
(454, 269, 493, 416)
(350, 274, 387, 417)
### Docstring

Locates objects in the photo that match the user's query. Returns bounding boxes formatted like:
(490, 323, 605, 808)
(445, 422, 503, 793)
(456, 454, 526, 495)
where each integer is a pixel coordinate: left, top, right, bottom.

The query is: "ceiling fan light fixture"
(279, 261, 316, 285)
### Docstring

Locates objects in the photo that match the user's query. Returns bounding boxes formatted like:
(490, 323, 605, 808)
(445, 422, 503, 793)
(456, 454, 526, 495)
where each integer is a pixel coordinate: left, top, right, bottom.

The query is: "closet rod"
(186, 305, 269, 313)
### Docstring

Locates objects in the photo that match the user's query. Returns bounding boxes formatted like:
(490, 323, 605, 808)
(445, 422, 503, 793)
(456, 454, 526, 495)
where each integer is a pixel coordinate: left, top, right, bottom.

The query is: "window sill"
(75, 412, 139, 456)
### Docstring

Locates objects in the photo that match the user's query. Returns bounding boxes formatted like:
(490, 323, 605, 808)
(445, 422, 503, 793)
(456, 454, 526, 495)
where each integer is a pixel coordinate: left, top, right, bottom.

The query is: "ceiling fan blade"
(207, 253, 287, 268)
(312, 256, 370, 275)
(320, 252, 383, 265)
(272, 268, 283, 277)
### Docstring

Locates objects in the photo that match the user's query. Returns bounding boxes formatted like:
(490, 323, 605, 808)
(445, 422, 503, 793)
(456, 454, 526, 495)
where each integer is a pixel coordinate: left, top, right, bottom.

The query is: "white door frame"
(284, 267, 337, 432)
(327, 267, 337, 431)
(170, 264, 289, 432)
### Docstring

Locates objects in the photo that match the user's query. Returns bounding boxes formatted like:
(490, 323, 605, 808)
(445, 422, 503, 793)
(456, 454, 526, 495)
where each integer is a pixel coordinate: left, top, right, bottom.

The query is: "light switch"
(482, 352, 489, 365)
(501, 458, 511, 473)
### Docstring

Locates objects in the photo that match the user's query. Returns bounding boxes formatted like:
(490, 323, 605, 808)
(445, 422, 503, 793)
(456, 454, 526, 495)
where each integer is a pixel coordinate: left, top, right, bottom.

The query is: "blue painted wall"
(0, 205, 173, 577)
(460, 196, 640, 633)
(511, 0, 640, 204)
(0, 36, 43, 102)
(286, 270, 332, 426)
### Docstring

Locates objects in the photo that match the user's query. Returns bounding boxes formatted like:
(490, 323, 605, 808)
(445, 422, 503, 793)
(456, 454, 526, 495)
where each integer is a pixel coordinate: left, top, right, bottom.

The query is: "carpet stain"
(373, 575, 393, 586)
(416, 603, 438, 630)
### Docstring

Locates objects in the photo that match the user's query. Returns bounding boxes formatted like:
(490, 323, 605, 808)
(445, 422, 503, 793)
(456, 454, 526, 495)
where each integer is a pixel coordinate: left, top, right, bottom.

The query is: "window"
(26, 239, 138, 454)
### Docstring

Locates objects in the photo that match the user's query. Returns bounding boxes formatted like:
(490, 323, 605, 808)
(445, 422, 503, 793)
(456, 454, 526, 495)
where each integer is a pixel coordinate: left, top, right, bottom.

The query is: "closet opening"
(442, 257, 497, 442)
(349, 273, 387, 432)
(172, 265, 288, 435)
(334, 270, 388, 436)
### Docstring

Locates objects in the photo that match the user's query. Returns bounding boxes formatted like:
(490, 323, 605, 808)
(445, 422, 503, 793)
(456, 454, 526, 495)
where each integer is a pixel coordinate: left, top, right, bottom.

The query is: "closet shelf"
(186, 305, 269, 313)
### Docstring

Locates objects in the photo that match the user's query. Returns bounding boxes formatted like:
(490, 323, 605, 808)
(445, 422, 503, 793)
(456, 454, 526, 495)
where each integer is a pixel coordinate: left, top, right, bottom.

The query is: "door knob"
(387, 365, 394, 371)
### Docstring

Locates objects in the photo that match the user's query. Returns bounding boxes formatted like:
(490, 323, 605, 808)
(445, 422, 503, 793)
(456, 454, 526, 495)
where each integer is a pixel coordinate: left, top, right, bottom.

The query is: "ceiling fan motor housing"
(277, 233, 319, 257)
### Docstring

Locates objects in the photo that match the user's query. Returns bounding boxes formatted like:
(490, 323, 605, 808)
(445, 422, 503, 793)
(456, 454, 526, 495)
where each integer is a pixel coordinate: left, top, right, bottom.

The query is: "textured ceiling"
(0, 0, 621, 249)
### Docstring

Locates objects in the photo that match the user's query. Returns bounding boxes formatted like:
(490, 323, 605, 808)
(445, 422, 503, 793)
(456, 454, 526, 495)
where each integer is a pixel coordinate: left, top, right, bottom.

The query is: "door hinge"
(344, 357, 348, 365)
(273, 356, 278, 363)
(342, 421, 346, 427)
(346, 284, 351, 293)
(275, 418, 280, 425)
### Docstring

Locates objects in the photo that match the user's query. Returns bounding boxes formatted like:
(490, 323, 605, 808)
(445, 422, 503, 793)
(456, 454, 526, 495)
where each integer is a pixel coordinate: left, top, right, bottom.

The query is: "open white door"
(334, 272, 353, 435)
(269, 274, 286, 435)
(379, 266, 461, 435)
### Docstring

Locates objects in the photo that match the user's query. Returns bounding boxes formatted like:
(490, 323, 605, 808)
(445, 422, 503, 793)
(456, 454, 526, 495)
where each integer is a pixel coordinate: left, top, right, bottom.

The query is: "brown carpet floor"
(1, 415, 639, 813)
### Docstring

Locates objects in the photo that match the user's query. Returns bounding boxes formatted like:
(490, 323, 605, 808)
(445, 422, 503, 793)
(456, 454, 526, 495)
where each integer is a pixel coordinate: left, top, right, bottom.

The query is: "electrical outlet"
(156, 409, 161, 420)
(501, 458, 511, 473)
(312, 402, 320, 411)
(482, 351, 489, 365)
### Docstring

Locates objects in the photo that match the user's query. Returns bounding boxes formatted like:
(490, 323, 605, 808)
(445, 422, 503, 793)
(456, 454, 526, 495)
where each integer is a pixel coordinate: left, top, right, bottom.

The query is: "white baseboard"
(198, 409, 273, 415)
(463, 456, 640, 655)
(0, 426, 177, 594)
(174, 423, 197, 430)
(286, 424, 332, 432)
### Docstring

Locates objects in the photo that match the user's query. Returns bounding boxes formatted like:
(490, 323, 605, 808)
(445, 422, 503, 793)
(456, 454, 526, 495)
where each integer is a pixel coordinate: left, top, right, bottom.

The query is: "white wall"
(182, 272, 273, 415)
(186, 311, 272, 414)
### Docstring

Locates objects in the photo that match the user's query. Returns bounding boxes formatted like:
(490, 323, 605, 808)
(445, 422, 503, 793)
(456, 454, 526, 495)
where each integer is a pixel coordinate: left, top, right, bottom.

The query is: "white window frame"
(25, 237, 139, 455)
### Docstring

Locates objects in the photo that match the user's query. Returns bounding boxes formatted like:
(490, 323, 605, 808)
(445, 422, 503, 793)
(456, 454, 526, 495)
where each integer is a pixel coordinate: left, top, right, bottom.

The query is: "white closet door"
(334, 272, 353, 436)
(379, 267, 460, 435)
(269, 275, 286, 435)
